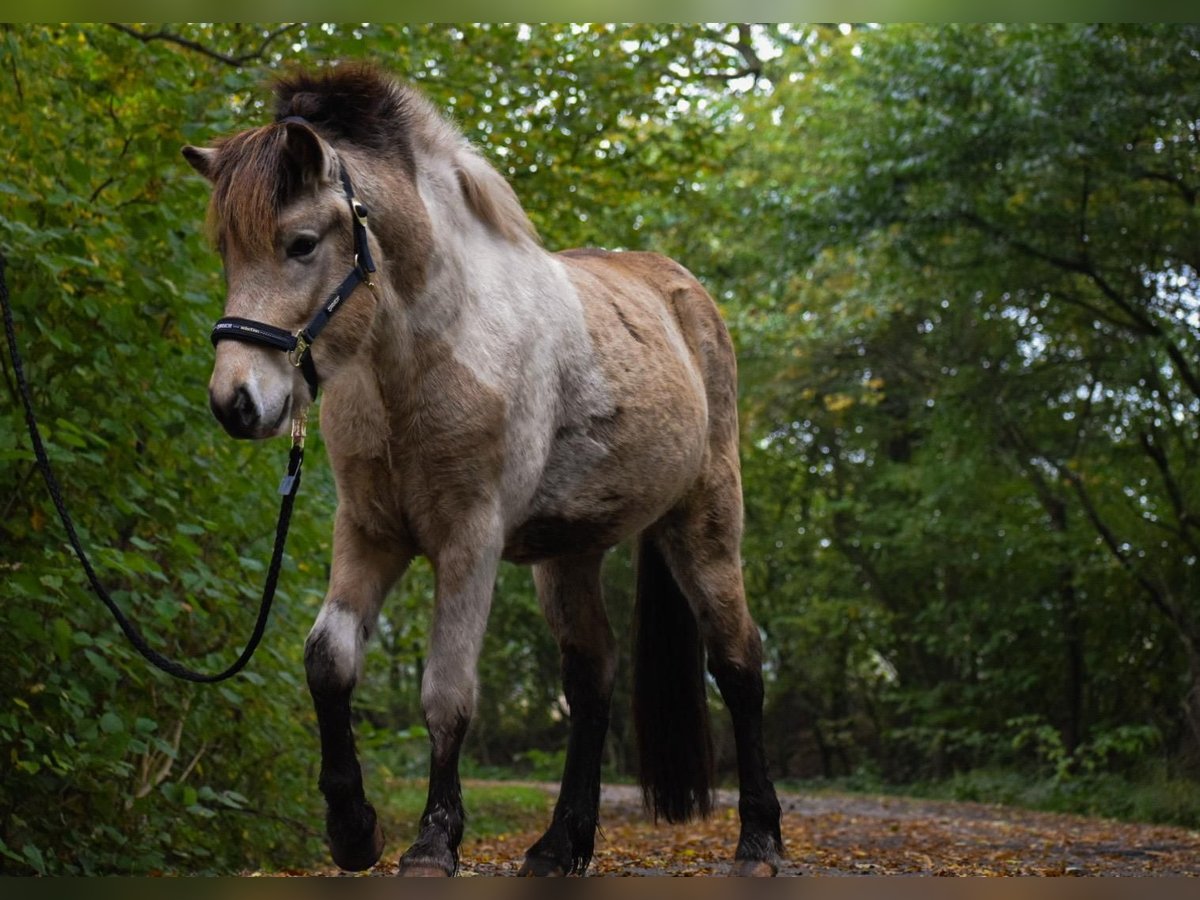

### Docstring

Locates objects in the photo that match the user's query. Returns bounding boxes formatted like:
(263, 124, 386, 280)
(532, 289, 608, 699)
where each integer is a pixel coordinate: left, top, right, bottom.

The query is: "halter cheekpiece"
(210, 119, 376, 401)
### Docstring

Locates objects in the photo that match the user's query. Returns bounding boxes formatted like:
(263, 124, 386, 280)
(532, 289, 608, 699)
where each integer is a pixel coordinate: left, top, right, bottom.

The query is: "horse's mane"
(274, 63, 422, 173)
(204, 63, 537, 254)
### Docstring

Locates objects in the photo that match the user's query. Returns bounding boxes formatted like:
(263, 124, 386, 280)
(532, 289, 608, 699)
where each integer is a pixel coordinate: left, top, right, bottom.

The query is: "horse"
(182, 63, 783, 877)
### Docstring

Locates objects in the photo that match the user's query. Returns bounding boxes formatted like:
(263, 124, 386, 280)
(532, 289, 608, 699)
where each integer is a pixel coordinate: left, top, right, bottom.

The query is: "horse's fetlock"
(420, 808, 464, 849)
(318, 764, 366, 804)
(739, 791, 782, 828)
(736, 823, 785, 863)
(521, 806, 597, 877)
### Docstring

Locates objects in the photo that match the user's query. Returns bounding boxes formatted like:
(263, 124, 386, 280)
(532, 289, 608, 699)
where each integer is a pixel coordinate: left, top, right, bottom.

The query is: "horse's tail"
(632, 533, 714, 823)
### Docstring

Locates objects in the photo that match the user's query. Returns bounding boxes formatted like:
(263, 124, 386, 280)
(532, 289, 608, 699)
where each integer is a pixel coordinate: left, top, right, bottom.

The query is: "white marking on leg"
(308, 603, 367, 687)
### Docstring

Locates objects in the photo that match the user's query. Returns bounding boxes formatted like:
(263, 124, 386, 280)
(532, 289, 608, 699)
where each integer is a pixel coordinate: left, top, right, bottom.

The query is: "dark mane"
(273, 63, 418, 174)
(203, 63, 537, 252)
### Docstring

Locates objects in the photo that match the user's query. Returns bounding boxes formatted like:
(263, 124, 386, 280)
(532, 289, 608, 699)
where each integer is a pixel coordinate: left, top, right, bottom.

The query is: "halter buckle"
(288, 332, 310, 368)
(353, 254, 376, 289)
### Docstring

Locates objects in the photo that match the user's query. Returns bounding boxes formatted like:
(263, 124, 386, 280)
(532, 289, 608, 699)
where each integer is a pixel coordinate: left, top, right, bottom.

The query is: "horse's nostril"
(232, 385, 255, 426)
(210, 385, 260, 438)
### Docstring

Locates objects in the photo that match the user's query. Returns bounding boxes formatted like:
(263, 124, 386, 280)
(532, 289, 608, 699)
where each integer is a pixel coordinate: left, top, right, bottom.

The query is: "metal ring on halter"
(354, 254, 376, 290)
(288, 332, 310, 368)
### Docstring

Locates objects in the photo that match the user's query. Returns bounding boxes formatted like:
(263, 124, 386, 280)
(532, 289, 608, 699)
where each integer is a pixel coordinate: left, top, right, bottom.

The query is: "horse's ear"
(283, 120, 337, 187)
(182, 145, 217, 182)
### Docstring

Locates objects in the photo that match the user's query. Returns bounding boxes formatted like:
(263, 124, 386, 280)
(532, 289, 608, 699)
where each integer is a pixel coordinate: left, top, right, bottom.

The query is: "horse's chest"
(339, 439, 502, 554)
(327, 360, 508, 551)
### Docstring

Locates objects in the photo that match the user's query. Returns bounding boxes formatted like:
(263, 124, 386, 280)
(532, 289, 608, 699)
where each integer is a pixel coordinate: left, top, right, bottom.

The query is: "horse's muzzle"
(210, 384, 287, 439)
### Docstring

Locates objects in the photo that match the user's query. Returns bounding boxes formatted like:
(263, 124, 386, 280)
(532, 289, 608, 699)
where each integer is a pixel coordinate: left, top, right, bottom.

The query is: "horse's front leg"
(398, 537, 501, 877)
(305, 515, 411, 871)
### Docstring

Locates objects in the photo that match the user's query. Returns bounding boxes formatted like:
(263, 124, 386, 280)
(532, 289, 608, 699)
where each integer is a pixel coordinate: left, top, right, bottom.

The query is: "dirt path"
(295, 782, 1200, 877)
(455, 784, 1200, 876)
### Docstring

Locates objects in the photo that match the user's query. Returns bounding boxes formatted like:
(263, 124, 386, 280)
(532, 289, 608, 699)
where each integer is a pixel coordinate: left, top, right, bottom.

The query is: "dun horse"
(183, 64, 783, 877)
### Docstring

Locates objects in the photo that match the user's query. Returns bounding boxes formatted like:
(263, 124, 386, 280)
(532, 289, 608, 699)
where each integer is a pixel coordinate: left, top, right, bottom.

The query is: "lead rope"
(1, 252, 304, 683)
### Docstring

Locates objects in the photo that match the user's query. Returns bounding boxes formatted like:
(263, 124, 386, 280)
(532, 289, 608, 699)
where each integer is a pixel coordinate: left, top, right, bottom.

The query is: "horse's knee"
(305, 602, 367, 695)
(420, 660, 475, 756)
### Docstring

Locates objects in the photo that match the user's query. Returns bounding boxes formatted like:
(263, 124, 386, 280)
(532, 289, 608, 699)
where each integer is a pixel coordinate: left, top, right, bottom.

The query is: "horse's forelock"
(206, 125, 298, 255)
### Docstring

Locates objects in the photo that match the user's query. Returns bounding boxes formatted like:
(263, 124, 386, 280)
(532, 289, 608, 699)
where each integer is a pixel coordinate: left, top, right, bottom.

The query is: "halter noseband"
(210, 140, 376, 402)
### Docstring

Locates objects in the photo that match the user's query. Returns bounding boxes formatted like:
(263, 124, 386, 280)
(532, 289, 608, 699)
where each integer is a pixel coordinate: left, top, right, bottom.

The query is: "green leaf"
(22, 843, 48, 875)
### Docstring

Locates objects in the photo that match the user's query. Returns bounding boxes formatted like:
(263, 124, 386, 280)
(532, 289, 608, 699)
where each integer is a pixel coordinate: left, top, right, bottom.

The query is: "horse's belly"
(502, 390, 707, 564)
(502, 512, 628, 564)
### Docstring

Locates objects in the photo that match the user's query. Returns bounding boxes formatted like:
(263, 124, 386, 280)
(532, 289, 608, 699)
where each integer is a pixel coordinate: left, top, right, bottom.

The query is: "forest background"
(2, 23, 1198, 874)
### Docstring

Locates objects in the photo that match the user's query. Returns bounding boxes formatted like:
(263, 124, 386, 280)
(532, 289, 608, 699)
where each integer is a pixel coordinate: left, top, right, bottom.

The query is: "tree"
(722, 23, 1200, 774)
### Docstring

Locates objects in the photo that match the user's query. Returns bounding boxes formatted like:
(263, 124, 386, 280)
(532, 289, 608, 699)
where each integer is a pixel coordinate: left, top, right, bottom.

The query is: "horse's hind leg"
(305, 514, 412, 871)
(519, 553, 614, 876)
(655, 473, 784, 876)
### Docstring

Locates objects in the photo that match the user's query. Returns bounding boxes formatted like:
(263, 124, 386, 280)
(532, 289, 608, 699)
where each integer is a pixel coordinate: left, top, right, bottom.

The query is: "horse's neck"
(327, 154, 589, 466)
(392, 181, 574, 383)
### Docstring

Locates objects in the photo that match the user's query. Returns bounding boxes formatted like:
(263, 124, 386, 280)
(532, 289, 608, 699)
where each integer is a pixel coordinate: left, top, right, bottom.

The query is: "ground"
(289, 782, 1200, 877)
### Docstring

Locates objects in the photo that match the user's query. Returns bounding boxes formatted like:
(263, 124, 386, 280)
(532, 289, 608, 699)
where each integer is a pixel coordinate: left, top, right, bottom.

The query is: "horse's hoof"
(329, 815, 385, 872)
(732, 858, 778, 877)
(398, 844, 457, 877)
(398, 863, 452, 877)
(516, 856, 567, 877)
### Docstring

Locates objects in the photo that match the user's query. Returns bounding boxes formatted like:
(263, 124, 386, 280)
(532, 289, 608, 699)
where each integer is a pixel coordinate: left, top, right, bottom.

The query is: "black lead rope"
(1, 252, 304, 684)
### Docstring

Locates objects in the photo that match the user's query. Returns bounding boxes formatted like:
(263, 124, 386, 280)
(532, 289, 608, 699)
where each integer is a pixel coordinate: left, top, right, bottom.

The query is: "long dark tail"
(632, 534, 714, 823)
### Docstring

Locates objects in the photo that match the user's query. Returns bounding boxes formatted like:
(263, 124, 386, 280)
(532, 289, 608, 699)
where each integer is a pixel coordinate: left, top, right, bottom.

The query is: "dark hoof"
(328, 807, 384, 872)
(398, 862, 452, 877)
(398, 841, 457, 877)
(732, 858, 778, 877)
(521, 815, 595, 876)
(517, 856, 567, 877)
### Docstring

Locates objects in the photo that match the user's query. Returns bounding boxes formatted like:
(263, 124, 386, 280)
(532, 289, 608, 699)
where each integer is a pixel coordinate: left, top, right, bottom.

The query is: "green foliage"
(895, 764, 1200, 830)
(715, 23, 1200, 793)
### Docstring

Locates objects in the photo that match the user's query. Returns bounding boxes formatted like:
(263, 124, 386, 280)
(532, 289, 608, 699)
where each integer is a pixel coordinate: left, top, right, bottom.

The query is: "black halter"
(210, 155, 376, 401)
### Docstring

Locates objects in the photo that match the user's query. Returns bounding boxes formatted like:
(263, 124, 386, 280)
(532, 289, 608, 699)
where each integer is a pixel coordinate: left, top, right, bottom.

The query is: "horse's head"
(183, 120, 382, 439)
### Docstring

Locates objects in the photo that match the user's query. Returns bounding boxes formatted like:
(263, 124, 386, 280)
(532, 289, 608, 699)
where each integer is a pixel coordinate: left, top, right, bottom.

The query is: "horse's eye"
(287, 236, 318, 258)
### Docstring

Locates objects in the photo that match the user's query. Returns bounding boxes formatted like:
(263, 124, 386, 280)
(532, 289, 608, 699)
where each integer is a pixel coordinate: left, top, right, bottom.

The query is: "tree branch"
(1138, 427, 1200, 552)
(1135, 167, 1197, 207)
(1001, 415, 1193, 640)
(7, 43, 23, 105)
(1058, 462, 1188, 635)
(960, 210, 1200, 402)
(216, 805, 322, 840)
(107, 23, 300, 68)
(707, 23, 764, 83)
